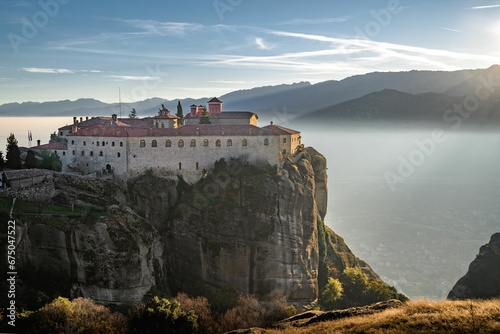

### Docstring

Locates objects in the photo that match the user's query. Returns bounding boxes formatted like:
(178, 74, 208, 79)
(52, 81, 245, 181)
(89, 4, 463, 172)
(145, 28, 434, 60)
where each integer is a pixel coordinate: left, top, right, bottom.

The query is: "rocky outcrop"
(16, 205, 166, 305)
(10, 146, 389, 307)
(448, 233, 500, 300)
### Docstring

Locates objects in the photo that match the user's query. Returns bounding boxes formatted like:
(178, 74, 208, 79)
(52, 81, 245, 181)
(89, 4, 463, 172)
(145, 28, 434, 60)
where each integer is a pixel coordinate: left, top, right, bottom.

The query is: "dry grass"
(265, 299, 500, 334)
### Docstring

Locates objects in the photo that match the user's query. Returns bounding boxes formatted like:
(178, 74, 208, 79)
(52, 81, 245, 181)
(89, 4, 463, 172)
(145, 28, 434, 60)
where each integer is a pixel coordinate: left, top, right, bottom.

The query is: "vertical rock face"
(16, 205, 166, 305)
(164, 148, 327, 302)
(448, 233, 500, 300)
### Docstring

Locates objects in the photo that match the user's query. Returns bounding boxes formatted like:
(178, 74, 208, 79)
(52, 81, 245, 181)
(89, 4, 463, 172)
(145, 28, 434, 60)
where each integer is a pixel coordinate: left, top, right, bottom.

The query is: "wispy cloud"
(440, 27, 461, 33)
(469, 4, 500, 9)
(117, 19, 203, 36)
(277, 17, 350, 25)
(253, 37, 275, 50)
(22, 67, 103, 74)
(22, 67, 75, 74)
(105, 75, 161, 81)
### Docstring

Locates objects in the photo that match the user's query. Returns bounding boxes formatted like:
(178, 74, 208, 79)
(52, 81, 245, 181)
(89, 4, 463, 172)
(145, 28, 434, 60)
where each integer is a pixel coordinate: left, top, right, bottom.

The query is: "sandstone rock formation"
(448, 233, 500, 300)
(9, 147, 388, 307)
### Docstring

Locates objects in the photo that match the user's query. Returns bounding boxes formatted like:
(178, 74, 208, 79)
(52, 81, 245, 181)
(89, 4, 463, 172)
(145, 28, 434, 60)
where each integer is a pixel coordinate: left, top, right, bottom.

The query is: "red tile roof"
(261, 124, 301, 135)
(31, 141, 68, 150)
(208, 97, 223, 103)
(4, 169, 47, 180)
(68, 124, 276, 138)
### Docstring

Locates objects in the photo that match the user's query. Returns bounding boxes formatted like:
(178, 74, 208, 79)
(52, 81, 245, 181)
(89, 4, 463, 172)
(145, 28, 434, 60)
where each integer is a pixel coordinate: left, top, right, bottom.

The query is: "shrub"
(22, 297, 128, 334)
(319, 278, 344, 310)
(174, 293, 220, 334)
(129, 296, 198, 334)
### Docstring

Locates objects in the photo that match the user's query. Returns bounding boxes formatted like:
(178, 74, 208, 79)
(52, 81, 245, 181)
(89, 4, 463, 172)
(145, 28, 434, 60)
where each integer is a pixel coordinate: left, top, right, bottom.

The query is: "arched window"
(166, 140, 171, 147)
(71, 140, 74, 145)
(63, 151, 66, 156)
(264, 138, 269, 146)
(72, 150, 75, 155)
(112, 142, 115, 147)
(152, 140, 158, 147)
(282, 149, 287, 155)
(178, 139, 184, 147)
(190, 139, 196, 147)
(90, 151, 94, 157)
(120, 142, 123, 147)
(102, 141, 105, 146)
(117, 152, 121, 158)
(227, 139, 232, 146)
(83, 141, 86, 146)
(283, 138, 287, 143)
(97, 141, 100, 146)
(81, 151, 85, 156)
(99, 151, 103, 157)
(242, 139, 248, 146)
(216, 139, 221, 147)
(179, 162, 182, 170)
(204, 139, 209, 147)
(196, 162, 199, 170)
(140, 140, 146, 147)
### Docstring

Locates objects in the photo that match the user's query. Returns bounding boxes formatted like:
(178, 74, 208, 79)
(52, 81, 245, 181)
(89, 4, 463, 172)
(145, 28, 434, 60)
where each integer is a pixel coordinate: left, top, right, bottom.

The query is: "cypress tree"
(176, 101, 184, 125)
(6, 133, 22, 169)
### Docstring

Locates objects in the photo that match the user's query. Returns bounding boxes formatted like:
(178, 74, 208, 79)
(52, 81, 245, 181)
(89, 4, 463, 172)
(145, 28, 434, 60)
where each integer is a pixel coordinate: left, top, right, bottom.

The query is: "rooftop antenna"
(119, 87, 122, 118)
(28, 130, 32, 148)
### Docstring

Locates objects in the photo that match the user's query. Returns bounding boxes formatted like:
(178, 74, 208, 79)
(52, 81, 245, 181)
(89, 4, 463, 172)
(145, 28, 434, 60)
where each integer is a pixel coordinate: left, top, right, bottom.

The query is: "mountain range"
(1, 65, 499, 128)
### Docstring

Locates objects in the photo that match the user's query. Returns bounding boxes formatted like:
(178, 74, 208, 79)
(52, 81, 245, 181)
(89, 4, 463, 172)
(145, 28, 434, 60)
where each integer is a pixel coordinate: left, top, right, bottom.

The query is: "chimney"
(37, 139, 41, 146)
(73, 116, 77, 124)
(112, 114, 117, 123)
(86, 117, 89, 121)
(270, 121, 274, 125)
(80, 117, 83, 123)
(196, 127, 199, 136)
(190, 104, 197, 116)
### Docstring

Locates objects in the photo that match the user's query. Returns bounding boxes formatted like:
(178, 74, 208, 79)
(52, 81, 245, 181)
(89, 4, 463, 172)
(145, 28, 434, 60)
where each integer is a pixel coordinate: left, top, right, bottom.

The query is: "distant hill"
(1, 65, 499, 121)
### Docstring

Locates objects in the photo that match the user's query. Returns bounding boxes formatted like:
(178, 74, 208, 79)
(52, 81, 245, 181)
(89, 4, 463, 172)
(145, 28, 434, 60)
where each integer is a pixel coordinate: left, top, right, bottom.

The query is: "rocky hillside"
(448, 233, 500, 300)
(3, 147, 397, 308)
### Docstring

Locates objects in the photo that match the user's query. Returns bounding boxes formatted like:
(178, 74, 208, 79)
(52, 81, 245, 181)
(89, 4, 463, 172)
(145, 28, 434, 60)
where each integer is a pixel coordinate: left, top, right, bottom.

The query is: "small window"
(216, 139, 221, 147)
(227, 139, 232, 146)
(152, 140, 158, 147)
(161, 123, 165, 128)
(90, 151, 94, 157)
(196, 162, 199, 170)
(102, 141, 105, 146)
(63, 151, 66, 156)
(120, 142, 123, 147)
(179, 162, 182, 170)
(97, 141, 100, 146)
(178, 139, 184, 147)
(190, 139, 196, 147)
(60, 132, 63, 136)
(242, 139, 247, 146)
(155, 122, 159, 128)
(282, 149, 287, 155)
(99, 151, 103, 157)
(83, 141, 86, 146)
(166, 140, 171, 147)
(117, 152, 121, 158)
(71, 140, 74, 145)
(112, 142, 115, 147)
(140, 140, 146, 147)
(283, 138, 287, 143)
(264, 138, 269, 146)
(81, 151, 85, 156)
(72, 150, 75, 156)
(204, 139, 209, 147)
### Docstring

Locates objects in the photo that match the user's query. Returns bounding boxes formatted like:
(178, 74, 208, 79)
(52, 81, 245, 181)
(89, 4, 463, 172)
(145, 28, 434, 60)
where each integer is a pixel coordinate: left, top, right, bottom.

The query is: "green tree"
(339, 267, 369, 307)
(129, 296, 198, 334)
(199, 107, 211, 124)
(6, 133, 22, 169)
(24, 150, 38, 169)
(319, 278, 344, 310)
(39, 151, 61, 171)
(0, 151, 5, 170)
(129, 108, 138, 118)
(176, 101, 185, 125)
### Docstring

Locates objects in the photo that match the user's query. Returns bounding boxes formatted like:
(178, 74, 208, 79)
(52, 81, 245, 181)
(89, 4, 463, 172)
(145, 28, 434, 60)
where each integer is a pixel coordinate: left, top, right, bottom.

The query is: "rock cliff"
(7, 147, 388, 307)
(448, 233, 500, 300)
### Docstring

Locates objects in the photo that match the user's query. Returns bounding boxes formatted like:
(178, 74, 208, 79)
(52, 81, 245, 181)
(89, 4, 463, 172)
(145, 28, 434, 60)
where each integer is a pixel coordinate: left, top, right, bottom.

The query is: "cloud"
(22, 67, 103, 74)
(440, 27, 461, 33)
(253, 37, 275, 50)
(117, 19, 203, 36)
(106, 75, 161, 81)
(278, 17, 350, 25)
(469, 4, 500, 9)
(22, 67, 75, 74)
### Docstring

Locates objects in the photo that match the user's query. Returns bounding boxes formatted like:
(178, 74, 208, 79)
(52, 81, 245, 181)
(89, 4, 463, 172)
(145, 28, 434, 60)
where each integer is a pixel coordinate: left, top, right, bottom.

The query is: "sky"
(1, 0, 500, 105)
